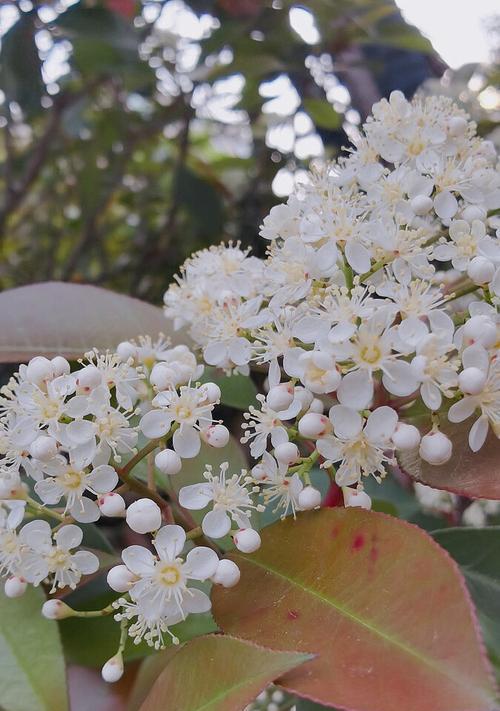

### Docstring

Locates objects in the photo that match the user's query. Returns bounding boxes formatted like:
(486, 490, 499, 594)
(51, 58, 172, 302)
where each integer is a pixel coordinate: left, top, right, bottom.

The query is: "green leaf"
(201, 367, 258, 410)
(0, 13, 44, 116)
(0, 282, 177, 362)
(136, 635, 311, 711)
(213, 508, 496, 711)
(175, 167, 225, 237)
(303, 98, 342, 130)
(0, 587, 68, 711)
(432, 527, 500, 622)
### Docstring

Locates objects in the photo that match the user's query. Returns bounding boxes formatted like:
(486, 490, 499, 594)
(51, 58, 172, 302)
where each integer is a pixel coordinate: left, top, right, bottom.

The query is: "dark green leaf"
(303, 99, 342, 130)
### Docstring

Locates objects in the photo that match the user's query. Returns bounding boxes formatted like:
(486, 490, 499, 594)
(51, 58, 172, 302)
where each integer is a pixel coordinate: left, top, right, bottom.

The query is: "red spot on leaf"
(352, 534, 365, 551)
(287, 609, 299, 621)
(331, 524, 342, 538)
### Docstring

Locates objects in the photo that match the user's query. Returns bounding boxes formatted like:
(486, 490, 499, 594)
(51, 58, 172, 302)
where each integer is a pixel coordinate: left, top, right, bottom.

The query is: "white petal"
(34, 479, 62, 505)
(173, 426, 201, 458)
(72, 550, 99, 575)
(203, 342, 227, 366)
(469, 416, 489, 452)
(139, 410, 172, 439)
(329, 405, 362, 439)
(421, 382, 442, 411)
(462, 344, 489, 372)
(328, 322, 357, 344)
(316, 436, 343, 462)
(364, 406, 398, 442)
(178, 483, 213, 510)
(382, 361, 420, 397)
(337, 370, 373, 409)
(66, 419, 95, 445)
(154, 524, 186, 560)
(55, 524, 83, 551)
(185, 546, 219, 580)
(345, 242, 371, 274)
(88, 465, 118, 494)
(19, 520, 52, 552)
(434, 191, 458, 219)
(398, 317, 428, 348)
(202, 509, 231, 539)
(228, 338, 251, 366)
(181, 588, 212, 614)
(448, 397, 478, 423)
(71, 497, 100, 523)
(122, 545, 156, 575)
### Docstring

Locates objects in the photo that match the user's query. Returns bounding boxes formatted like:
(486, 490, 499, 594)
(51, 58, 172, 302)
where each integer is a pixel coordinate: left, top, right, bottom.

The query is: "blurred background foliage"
(0, 0, 498, 303)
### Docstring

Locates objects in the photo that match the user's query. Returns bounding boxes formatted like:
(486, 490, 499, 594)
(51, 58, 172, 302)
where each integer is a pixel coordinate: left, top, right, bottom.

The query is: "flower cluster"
(1, 92, 499, 686)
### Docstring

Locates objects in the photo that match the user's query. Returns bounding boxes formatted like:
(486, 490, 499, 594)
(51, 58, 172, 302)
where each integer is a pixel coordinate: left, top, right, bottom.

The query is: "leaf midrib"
(234, 553, 492, 700)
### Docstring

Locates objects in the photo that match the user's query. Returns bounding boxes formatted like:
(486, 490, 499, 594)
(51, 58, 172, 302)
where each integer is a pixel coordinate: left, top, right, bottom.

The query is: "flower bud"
(211, 559, 241, 588)
(26, 356, 53, 385)
(107, 564, 137, 593)
(448, 115, 467, 137)
(458, 366, 487, 395)
(274, 442, 299, 465)
(199, 382, 221, 404)
(150, 362, 177, 390)
(76, 364, 101, 391)
(155, 448, 182, 476)
(233, 528, 261, 553)
(251, 462, 269, 481)
(101, 653, 124, 683)
(51, 356, 71, 377)
(467, 256, 495, 285)
(461, 205, 486, 222)
(419, 431, 452, 465)
(308, 398, 324, 414)
(266, 383, 294, 412)
(343, 487, 372, 510)
(298, 413, 332, 438)
(41, 599, 74, 620)
(201, 424, 230, 448)
(126, 498, 162, 534)
(4, 576, 27, 598)
(29, 435, 58, 462)
(116, 341, 137, 362)
(391, 423, 421, 450)
(98, 493, 126, 517)
(294, 386, 314, 412)
(298, 486, 322, 510)
(410, 195, 433, 216)
(462, 316, 497, 349)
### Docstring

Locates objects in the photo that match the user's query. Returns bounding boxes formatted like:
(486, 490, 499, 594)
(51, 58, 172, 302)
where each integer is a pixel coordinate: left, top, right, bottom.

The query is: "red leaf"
(137, 635, 310, 711)
(212, 508, 497, 711)
(0, 281, 181, 362)
(399, 421, 500, 499)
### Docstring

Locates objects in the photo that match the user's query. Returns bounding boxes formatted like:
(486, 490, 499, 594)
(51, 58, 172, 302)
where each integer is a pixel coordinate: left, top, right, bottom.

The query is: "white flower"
(448, 345, 500, 451)
(114, 525, 218, 648)
(241, 395, 290, 458)
(18, 521, 98, 591)
(140, 384, 217, 458)
(179, 462, 261, 538)
(34, 456, 117, 522)
(317, 405, 398, 486)
(433, 220, 500, 272)
(254, 452, 303, 518)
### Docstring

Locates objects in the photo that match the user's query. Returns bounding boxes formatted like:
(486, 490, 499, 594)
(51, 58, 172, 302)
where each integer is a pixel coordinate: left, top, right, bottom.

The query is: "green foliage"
(0, 587, 68, 711)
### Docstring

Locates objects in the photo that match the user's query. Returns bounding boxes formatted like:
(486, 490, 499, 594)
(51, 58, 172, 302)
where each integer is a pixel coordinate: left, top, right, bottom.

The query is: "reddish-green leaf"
(138, 635, 311, 711)
(399, 421, 500, 499)
(212, 508, 497, 711)
(0, 282, 182, 362)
